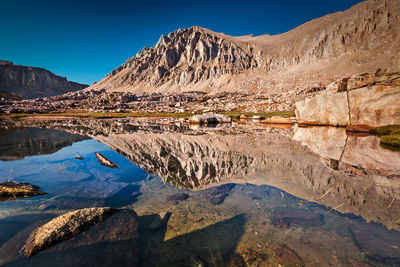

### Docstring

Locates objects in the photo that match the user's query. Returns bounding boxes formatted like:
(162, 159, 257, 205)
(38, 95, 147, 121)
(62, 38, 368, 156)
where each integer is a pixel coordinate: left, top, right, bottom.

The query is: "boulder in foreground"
(20, 207, 118, 257)
(0, 182, 46, 201)
(188, 113, 232, 124)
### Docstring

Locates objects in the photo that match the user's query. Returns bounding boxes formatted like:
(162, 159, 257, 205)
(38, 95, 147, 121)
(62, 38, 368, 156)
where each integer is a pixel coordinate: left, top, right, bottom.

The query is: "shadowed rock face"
(0, 61, 87, 99)
(90, 0, 400, 94)
(0, 123, 89, 161)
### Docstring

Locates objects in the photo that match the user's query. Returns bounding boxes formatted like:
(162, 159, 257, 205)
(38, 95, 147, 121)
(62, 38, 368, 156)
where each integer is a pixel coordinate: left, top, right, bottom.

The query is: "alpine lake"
(0, 117, 399, 267)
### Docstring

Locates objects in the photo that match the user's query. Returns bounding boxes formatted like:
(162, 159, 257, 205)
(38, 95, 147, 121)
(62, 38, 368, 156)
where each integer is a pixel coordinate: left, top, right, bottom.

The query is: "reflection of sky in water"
(0, 139, 148, 199)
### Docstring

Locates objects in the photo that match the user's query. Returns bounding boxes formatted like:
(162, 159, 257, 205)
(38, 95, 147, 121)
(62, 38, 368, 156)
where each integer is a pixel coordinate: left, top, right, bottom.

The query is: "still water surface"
(0, 119, 399, 266)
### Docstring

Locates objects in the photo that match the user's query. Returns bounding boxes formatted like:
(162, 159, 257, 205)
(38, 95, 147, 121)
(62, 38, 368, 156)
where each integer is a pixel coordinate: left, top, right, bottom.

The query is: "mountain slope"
(90, 0, 400, 94)
(0, 60, 88, 99)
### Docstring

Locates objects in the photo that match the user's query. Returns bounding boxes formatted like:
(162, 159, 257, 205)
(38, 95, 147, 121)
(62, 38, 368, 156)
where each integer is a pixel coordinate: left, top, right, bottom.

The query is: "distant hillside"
(0, 60, 88, 99)
(90, 0, 400, 94)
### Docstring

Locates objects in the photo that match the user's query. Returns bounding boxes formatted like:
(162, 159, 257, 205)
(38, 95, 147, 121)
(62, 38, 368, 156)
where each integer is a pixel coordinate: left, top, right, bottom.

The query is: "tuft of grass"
(370, 124, 400, 151)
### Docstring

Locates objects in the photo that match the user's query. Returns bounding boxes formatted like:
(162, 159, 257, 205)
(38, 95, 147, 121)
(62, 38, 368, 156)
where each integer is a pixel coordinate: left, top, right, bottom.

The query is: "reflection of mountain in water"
(7, 119, 400, 231)
(0, 122, 89, 161)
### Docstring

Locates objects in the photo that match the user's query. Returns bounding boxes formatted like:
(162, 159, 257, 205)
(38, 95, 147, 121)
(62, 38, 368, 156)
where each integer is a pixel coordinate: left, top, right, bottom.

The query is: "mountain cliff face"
(90, 0, 400, 94)
(0, 60, 88, 99)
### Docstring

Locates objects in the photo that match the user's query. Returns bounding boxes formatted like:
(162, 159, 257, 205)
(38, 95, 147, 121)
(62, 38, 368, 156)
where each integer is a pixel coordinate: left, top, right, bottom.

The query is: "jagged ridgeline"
(90, 0, 400, 94)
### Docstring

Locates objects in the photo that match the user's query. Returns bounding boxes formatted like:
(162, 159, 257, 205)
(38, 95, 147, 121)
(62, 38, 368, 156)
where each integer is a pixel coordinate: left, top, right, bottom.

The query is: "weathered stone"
(20, 207, 119, 257)
(273, 206, 324, 228)
(295, 71, 400, 127)
(188, 113, 232, 124)
(348, 84, 400, 127)
(351, 222, 400, 263)
(260, 116, 293, 124)
(0, 182, 46, 201)
(95, 152, 120, 168)
(295, 90, 350, 126)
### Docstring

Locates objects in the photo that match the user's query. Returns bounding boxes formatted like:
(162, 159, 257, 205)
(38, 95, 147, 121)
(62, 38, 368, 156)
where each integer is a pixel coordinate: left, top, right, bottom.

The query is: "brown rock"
(273, 206, 324, 228)
(260, 116, 293, 124)
(95, 152, 120, 168)
(275, 246, 304, 266)
(0, 182, 46, 201)
(20, 207, 119, 257)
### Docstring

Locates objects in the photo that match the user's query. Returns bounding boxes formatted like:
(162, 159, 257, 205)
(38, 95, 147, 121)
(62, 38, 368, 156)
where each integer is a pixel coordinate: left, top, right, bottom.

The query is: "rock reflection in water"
(1, 119, 400, 265)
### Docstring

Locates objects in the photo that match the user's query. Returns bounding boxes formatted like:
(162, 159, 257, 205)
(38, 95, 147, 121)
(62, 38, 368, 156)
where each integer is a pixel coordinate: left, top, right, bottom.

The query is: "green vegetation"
(370, 124, 400, 151)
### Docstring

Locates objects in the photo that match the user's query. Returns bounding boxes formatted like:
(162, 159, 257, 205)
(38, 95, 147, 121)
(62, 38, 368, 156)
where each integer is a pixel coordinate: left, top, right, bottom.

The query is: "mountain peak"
(92, 0, 400, 94)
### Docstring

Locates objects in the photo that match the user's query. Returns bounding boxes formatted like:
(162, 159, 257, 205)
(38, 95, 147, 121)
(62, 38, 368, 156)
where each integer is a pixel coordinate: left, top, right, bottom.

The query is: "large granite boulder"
(20, 207, 118, 257)
(295, 70, 400, 127)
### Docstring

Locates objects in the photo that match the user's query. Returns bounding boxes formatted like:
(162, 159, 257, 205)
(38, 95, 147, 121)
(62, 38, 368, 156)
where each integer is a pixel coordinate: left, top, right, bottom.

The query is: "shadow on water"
(1, 213, 246, 267)
(103, 184, 141, 208)
(139, 213, 247, 267)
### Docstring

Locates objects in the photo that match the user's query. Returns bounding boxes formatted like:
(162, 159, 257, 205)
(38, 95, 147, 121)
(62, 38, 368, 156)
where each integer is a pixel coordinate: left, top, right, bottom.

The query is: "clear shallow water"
(0, 120, 399, 266)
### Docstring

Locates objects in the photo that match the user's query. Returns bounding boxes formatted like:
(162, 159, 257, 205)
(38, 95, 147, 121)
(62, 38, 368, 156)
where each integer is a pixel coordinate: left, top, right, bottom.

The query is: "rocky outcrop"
(0, 60, 88, 99)
(90, 0, 400, 95)
(20, 207, 118, 257)
(0, 182, 46, 201)
(188, 113, 232, 124)
(295, 69, 400, 127)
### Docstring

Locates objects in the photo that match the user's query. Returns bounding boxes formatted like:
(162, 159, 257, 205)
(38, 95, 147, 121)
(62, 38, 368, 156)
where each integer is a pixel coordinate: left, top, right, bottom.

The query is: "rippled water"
(0, 119, 399, 266)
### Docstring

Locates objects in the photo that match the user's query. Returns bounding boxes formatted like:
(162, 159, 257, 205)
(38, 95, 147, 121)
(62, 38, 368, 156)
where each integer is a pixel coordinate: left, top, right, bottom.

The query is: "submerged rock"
(20, 207, 119, 257)
(188, 113, 232, 124)
(206, 183, 235, 205)
(95, 152, 120, 168)
(273, 206, 324, 228)
(351, 222, 400, 263)
(274, 246, 304, 266)
(0, 182, 46, 201)
(167, 193, 188, 204)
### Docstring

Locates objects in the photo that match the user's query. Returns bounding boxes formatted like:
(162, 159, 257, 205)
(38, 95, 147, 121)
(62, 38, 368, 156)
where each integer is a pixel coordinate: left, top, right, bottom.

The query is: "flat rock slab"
(20, 207, 118, 257)
(95, 152, 120, 168)
(351, 222, 400, 263)
(0, 182, 46, 201)
(273, 206, 324, 228)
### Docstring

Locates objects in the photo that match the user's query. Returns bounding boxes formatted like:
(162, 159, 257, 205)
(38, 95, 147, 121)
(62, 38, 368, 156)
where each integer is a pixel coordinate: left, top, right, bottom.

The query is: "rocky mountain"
(90, 0, 400, 94)
(0, 60, 88, 99)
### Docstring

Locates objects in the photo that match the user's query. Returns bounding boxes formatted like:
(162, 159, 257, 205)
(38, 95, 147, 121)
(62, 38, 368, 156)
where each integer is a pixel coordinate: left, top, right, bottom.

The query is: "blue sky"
(0, 0, 364, 85)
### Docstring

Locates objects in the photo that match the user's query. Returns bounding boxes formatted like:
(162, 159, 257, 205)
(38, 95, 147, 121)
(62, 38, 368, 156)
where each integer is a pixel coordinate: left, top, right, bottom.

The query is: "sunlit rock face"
(89, 1, 400, 94)
(295, 70, 400, 127)
(0, 122, 89, 161)
(7, 118, 400, 231)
